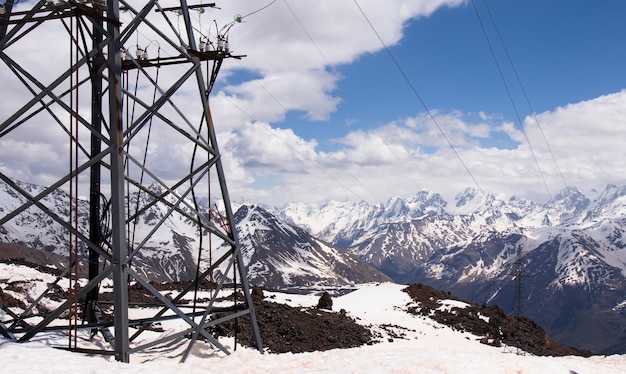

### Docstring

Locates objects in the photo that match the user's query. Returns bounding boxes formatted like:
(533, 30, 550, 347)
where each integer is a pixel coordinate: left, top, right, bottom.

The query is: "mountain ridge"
(265, 183, 626, 354)
(1, 179, 625, 353)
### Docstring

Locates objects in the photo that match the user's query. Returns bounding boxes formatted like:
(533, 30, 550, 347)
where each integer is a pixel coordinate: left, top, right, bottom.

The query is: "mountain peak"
(232, 204, 391, 288)
(547, 186, 590, 217)
(406, 190, 447, 216)
(451, 187, 494, 214)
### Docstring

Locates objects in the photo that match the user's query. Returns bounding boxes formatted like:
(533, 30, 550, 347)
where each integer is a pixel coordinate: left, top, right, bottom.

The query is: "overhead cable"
(470, 0, 553, 200)
(352, 0, 487, 198)
(282, 0, 424, 200)
(479, 0, 568, 191)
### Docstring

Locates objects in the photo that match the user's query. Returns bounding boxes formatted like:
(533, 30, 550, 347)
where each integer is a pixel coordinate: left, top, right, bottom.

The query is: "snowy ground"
(1, 282, 625, 373)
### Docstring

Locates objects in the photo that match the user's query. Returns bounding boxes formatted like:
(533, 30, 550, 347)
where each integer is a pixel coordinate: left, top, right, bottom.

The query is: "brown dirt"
(209, 288, 373, 353)
(403, 283, 593, 357)
(0, 287, 26, 309)
(0, 251, 597, 357)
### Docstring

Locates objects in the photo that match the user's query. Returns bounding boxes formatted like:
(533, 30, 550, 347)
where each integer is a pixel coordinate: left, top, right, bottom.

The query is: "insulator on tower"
(199, 38, 208, 52)
(135, 47, 148, 60)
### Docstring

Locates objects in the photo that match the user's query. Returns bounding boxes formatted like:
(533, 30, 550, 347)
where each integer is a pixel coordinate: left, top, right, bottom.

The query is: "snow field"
(1, 281, 625, 373)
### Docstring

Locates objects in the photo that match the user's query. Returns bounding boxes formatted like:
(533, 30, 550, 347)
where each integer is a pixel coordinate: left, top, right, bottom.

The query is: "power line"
(236, 0, 278, 21)
(470, 0, 553, 201)
(281, 0, 328, 67)
(479, 0, 568, 191)
(352, 0, 487, 198)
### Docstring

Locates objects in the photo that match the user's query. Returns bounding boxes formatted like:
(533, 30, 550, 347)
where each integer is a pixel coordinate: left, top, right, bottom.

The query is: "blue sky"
(206, 0, 626, 205)
(2, 0, 626, 206)
(318, 1, 626, 148)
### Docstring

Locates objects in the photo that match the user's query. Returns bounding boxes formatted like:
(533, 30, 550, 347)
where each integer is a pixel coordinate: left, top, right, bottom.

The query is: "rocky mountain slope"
(2, 178, 625, 353)
(231, 204, 390, 288)
(0, 180, 387, 288)
(269, 185, 626, 354)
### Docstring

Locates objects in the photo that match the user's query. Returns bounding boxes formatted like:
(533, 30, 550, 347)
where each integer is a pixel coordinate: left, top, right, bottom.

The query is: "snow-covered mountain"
(0, 180, 206, 282)
(268, 185, 626, 354)
(227, 204, 390, 288)
(0, 179, 387, 288)
(3, 179, 626, 353)
(272, 190, 447, 247)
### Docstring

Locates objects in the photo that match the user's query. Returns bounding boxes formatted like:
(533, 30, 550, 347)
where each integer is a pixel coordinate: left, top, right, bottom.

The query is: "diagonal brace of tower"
(0, 0, 262, 362)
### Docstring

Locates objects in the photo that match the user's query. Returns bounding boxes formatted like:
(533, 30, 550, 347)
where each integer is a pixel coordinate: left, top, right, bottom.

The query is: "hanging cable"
(206, 47, 213, 287)
(208, 171, 213, 285)
(189, 47, 212, 323)
(68, 12, 75, 350)
(479, 0, 568, 191)
(237, 0, 278, 21)
(352, 0, 487, 198)
(214, 0, 279, 50)
(470, 0, 552, 200)
(129, 44, 161, 264)
(68, 11, 80, 350)
(189, 55, 227, 320)
(282, 0, 421, 202)
(190, 146, 205, 324)
(124, 41, 142, 271)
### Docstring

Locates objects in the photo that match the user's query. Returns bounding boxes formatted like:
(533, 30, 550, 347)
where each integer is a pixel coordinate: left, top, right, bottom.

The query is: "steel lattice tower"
(0, 0, 262, 362)
(512, 244, 526, 355)
(513, 245, 525, 319)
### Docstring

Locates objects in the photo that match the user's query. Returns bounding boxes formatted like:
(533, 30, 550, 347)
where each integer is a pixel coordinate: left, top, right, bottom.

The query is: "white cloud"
(518, 90, 626, 197)
(498, 121, 525, 144)
(217, 0, 465, 71)
(218, 90, 626, 205)
(220, 69, 342, 122)
(3, 1, 626, 207)
(210, 0, 468, 126)
(226, 121, 318, 173)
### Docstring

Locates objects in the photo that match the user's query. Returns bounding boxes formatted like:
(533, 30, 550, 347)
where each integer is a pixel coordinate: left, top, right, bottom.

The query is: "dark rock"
(0, 287, 26, 308)
(210, 299, 372, 354)
(403, 283, 593, 357)
(317, 291, 333, 310)
(251, 286, 265, 302)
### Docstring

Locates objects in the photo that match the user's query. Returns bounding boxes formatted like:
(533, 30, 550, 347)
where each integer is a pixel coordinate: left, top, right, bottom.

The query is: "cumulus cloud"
(226, 121, 318, 173)
(217, 89, 626, 205)
(220, 69, 343, 123)
(209, 0, 468, 127)
(2, 0, 626, 206)
(519, 90, 626, 196)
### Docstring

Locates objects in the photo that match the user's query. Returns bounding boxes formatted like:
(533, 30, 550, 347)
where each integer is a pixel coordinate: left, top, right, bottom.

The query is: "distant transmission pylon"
(0, 0, 262, 362)
(512, 244, 526, 355)
(513, 245, 525, 318)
